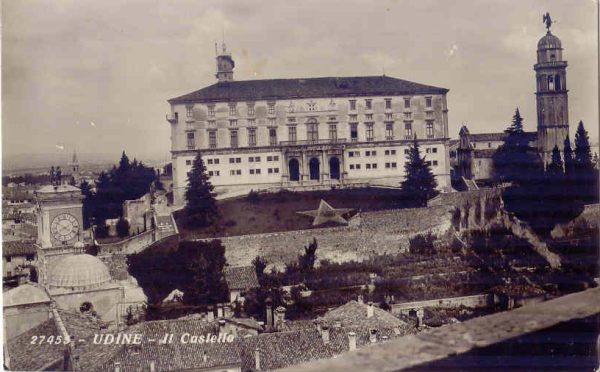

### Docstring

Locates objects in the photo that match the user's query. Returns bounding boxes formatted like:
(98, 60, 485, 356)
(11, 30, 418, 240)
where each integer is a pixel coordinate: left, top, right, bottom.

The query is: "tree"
(506, 107, 524, 135)
(546, 145, 564, 180)
(180, 240, 229, 305)
(80, 180, 94, 229)
(400, 135, 439, 206)
(299, 238, 318, 273)
(116, 217, 130, 238)
(573, 121, 599, 203)
(184, 153, 219, 228)
(252, 256, 268, 282)
(563, 135, 575, 179)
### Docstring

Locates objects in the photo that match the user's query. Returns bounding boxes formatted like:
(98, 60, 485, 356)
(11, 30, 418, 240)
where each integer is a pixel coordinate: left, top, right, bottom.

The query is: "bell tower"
(534, 13, 569, 164)
(215, 42, 234, 83)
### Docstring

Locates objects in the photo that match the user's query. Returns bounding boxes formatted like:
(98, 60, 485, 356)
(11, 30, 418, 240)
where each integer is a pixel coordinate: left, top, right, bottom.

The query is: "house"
(224, 266, 260, 303)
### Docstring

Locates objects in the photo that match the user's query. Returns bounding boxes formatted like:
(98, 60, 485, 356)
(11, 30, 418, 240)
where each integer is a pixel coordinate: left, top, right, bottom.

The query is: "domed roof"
(538, 31, 562, 50)
(48, 254, 111, 289)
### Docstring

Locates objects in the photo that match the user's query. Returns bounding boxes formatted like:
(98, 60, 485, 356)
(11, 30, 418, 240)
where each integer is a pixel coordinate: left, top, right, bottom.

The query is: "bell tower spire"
(535, 12, 569, 164)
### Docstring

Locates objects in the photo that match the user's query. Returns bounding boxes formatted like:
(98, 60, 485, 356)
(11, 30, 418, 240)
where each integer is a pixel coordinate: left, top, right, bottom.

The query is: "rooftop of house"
(224, 266, 260, 291)
(3, 283, 50, 307)
(168, 75, 449, 104)
(3, 241, 37, 258)
(5, 319, 65, 371)
(321, 300, 410, 330)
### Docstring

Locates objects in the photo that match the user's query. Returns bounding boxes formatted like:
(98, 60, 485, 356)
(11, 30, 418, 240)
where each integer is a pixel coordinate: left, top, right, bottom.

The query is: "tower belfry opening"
(216, 41, 235, 83)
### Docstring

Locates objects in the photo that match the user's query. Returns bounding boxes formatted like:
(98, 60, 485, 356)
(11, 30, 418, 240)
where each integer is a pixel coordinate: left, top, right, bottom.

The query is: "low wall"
(390, 294, 494, 315)
(205, 205, 455, 269)
(97, 230, 155, 255)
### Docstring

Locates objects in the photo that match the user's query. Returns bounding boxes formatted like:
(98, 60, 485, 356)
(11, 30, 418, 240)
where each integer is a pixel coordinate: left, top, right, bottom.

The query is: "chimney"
(224, 304, 233, 318)
(265, 298, 273, 327)
(369, 329, 377, 344)
(254, 348, 261, 371)
(321, 325, 330, 345)
(313, 319, 322, 333)
(357, 294, 364, 304)
(150, 361, 155, 372)
(416, 308, 424, 328)
(348, 332, 357, 351)
(367, 302, 374, 318)
(274, 306, 286, 331)
(114, 362, 121, 372)
(219, 319, 226, 334)
(333, 320, 342, 329)
(203, 352, 208, 363)
(217, 304, 224, 318)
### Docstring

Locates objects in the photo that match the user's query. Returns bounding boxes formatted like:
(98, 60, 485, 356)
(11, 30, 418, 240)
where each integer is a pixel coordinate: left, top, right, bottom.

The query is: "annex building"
(167, 44, 451, 205)
(452, 19, 570, 183)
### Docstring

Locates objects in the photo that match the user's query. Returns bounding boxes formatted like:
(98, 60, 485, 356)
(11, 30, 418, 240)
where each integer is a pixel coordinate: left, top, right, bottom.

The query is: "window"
(229, 158, 235, 164)
(307, 102, 316, 111)
(385, 113, 393, 121)
(267, 156, 272, 161)
(547, 75, 555, 91)
(229, 119, 238, 127)
(269, 128, 277, 146)
(349, 99, 357, 111)
(329, 124, 337, 141)
(432, 147, 437, 153)
(372, 163, 377, 169)
(186, 160, 192, 165)
(247, 118, 256, 127)
(404, 112, 412, 120)
(250, 169, 261, 175)
(187, 132, 195, 149)
(229, 103, 237, 116)
(268, 118, 276, 127)
(432, 160, 438, 166)
(208, 130, 217, 148)
(230, 130, 238, 148)
(385, 123, 394, 140)
(208, 104, 215, 118)
(365, 151, 370, 156)
(425, 96, 432, 108)
(307, 122, 319, 142)
(273, 156, 279, 161)
(186, 105, 194, 118)
(404, 149, 410, 154)
(230, 169, 242, 176)
(488, 142, 491, 148)
(268, 102, 276, 115)
(350, 123, 358, 142)
(365, 99, 372, 110)
(288, 126, 297, 143)
(366, 123, 374, 142)
(207, 159, 213, 165)
(365, 113, 373, 122)
(426, 121, 434, 139)
(236, 157, 242, 163)
(385, 98, 392, 109)
(384, 162, 397, 169)
(404, 97, 411, 109)
(247, 103, 255, 116)
(208, 170, 220, 177)
(404, 122, 413, 139)
(350, 164, 355, 170)
(349, 114, 358, 123)
(248, 128, 257, 147)
(366, 163, 371, 169)
(268, 168, 279, 174)
(208, 120, 216, 126)
(214, 159, 220, 164)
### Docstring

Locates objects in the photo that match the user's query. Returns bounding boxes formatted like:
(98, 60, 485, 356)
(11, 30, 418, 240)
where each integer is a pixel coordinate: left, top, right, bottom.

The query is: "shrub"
(409, 232, 437, 255)
(247, 190, 261, 203)
(223, 219, 237, 228)
(116, 217, 130, 238)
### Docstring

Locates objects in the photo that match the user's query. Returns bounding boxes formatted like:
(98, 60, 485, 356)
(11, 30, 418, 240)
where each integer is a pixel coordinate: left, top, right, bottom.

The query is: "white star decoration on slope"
(297, 199, 355, 226)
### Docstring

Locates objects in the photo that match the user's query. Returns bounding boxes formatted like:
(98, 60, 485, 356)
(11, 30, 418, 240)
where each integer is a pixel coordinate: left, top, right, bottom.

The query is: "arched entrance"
(309, 158, 320, 180)
(288, 159, 300, 181)
(329, 157, 340, 180)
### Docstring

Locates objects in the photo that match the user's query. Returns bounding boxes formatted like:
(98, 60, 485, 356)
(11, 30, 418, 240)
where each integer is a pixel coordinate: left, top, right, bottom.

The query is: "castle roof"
(168, 75, 449, 104)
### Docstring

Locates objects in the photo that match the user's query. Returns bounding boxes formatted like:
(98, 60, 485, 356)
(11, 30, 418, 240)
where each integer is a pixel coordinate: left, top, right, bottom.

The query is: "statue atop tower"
(535, 12, 569, 164)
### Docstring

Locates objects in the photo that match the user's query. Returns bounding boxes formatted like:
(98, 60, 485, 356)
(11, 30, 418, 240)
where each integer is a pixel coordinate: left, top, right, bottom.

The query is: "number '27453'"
(30, 335, 69, 344)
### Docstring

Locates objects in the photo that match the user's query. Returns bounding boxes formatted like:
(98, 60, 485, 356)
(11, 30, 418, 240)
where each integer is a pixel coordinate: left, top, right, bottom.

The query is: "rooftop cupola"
(216, 42, 234, 83)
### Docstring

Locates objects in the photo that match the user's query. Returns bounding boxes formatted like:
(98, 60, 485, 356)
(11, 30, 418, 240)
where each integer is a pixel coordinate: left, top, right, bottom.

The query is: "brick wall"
(203, 205, 455, 269)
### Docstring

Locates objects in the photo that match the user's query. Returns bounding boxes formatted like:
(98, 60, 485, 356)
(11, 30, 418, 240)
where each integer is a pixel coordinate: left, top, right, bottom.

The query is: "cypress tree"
(546, 145, 563, 179)
(574, 121, 593, 168)
(401, 135, 439, 206)
(563, 135, 575, 178)
(184, 152, 219, 227)
(573, 121, 598, 203)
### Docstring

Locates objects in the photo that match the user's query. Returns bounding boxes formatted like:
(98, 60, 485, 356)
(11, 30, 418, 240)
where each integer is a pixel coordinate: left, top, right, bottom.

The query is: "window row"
(182, 96, 435, 122)
(185, 121, 435, 149)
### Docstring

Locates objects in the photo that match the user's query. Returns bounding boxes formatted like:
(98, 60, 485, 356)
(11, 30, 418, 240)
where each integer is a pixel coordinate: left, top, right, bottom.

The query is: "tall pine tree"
(184, 152, 219, 227)
(506, 107, 524, 135)
(401, 135, 439, 206)
(573, 120, 598, 203)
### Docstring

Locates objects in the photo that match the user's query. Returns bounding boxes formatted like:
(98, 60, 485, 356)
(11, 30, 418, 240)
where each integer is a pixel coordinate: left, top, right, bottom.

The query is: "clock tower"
(535, 18, 569, 164)
(35, 184, 84, 249)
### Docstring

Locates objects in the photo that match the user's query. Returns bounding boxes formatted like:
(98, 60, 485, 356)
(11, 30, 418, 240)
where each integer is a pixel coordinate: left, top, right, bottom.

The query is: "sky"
(2, 0, 598, 165)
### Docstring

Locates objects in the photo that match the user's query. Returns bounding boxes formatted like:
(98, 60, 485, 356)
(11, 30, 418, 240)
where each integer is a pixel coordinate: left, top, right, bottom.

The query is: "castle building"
(167, 44, 451, 205)
(453, 18, 570, 183)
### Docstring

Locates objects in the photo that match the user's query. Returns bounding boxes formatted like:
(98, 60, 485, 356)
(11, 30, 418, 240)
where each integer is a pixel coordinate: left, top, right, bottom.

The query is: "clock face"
(51, 213, 80, 243)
